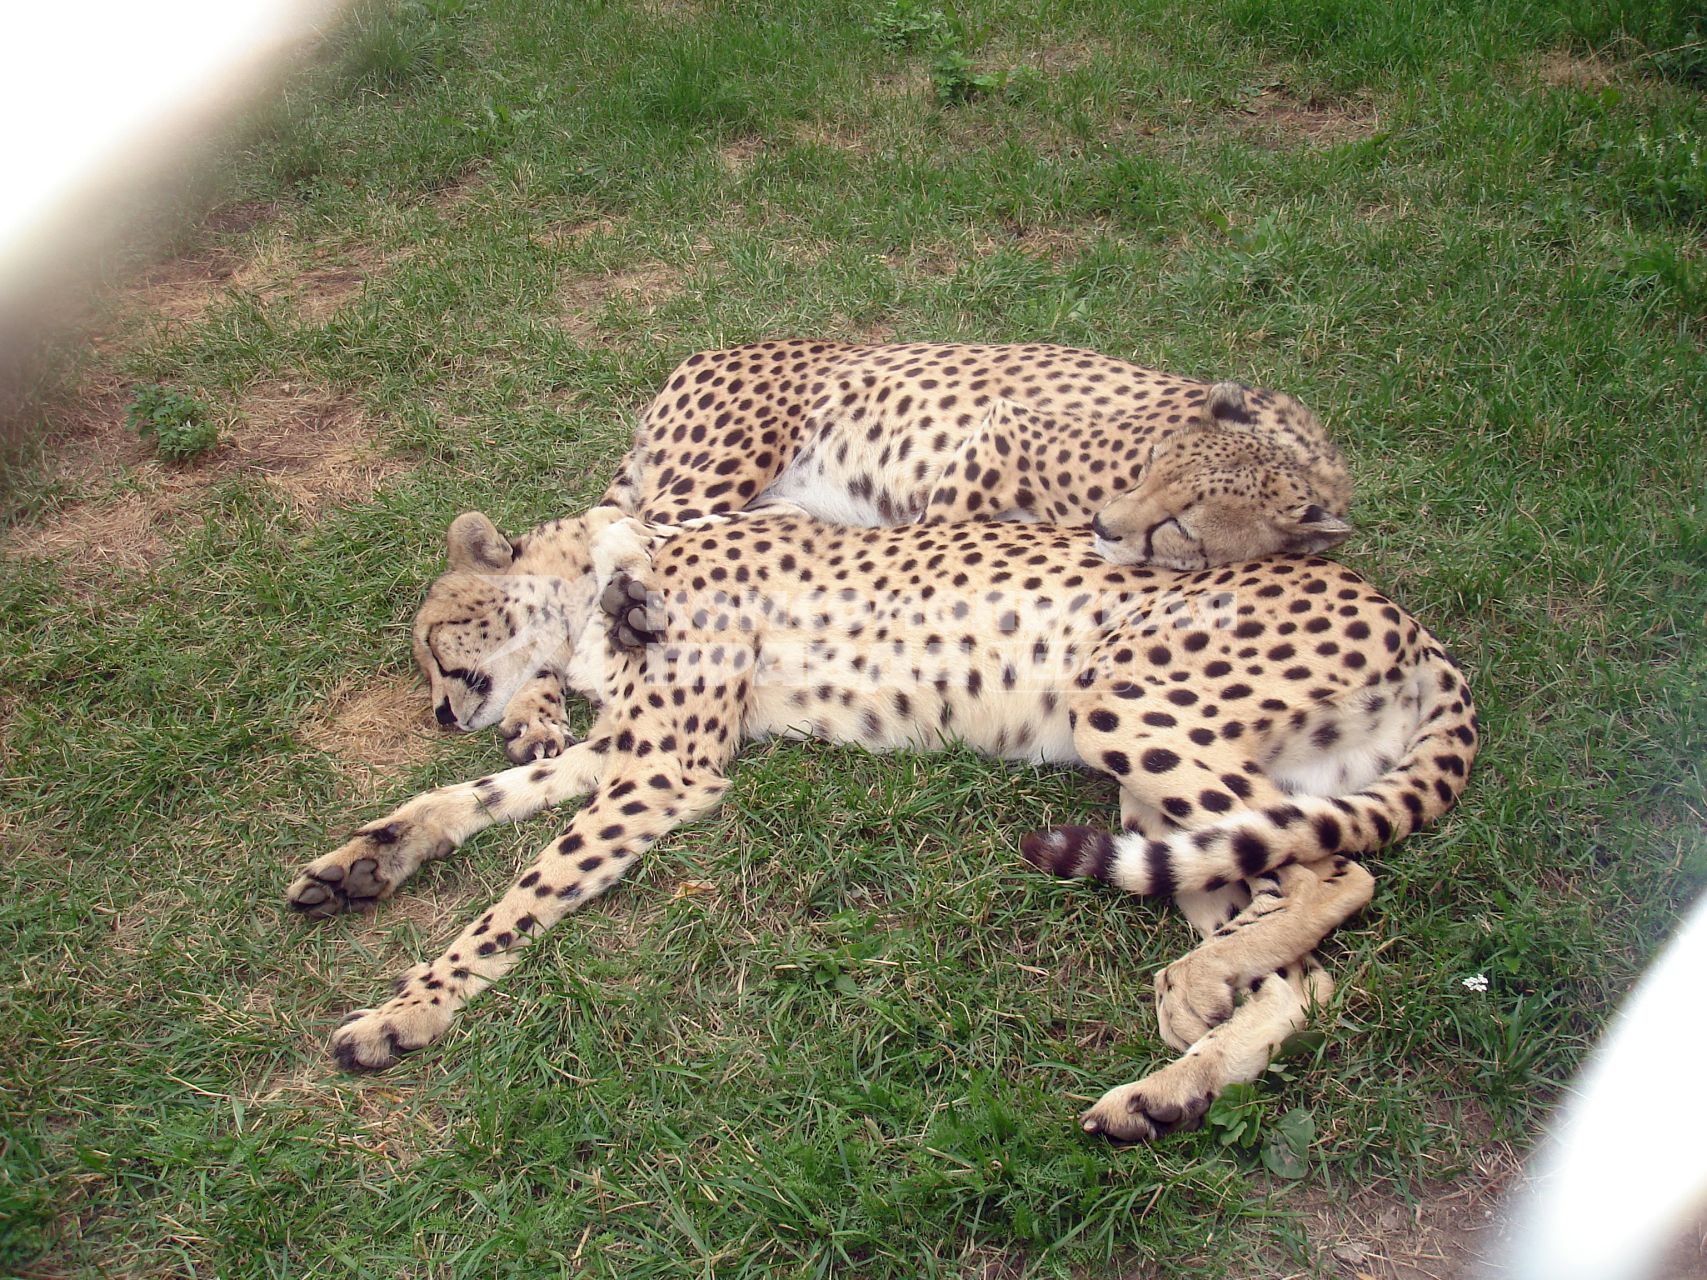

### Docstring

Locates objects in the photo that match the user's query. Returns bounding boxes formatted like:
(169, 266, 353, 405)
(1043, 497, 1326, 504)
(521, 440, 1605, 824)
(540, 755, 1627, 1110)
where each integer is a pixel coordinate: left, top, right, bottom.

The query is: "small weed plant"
(870, 0, 949, 50)
(125, 385, 219, 462)
(1204, 1041, 1324, 1181)
(870, 0, 1004, 105)
(1205, 1083, 1317, 1180)
(930, 37, 1005, 105)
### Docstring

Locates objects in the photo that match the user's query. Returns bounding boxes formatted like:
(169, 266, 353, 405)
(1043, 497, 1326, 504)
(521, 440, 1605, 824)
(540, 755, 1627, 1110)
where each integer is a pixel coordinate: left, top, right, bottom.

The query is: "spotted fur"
(429, 339, 1352, 763)
(614, 340, 1349, 541)
(293, 510, 1475, 1142)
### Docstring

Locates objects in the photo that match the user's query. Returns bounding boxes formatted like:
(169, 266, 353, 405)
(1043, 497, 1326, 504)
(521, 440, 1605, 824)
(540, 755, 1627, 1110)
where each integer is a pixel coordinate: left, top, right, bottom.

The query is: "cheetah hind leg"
(1155, 858, 1373, 1050)
(1080, 965, 1331, 1144)
(1120, 804, 1361, 1061)
(918, 400, 1063, 525)
(1061, 783, 1342, 1141)
(1115, 787, 1255, 1050)
(1082, 861, 1364, 1143)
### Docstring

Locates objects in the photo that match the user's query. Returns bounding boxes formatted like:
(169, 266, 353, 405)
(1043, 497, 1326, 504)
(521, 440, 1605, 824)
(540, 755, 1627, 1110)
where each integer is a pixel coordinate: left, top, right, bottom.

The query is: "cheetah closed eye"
(292, 508, 1476, 1143)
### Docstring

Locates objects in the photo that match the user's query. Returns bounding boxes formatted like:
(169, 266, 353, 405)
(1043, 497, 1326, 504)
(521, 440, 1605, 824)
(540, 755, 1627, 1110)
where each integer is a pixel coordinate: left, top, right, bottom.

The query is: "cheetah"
(441, 339, 1353, 763)
(292, 508, 1476, 1142)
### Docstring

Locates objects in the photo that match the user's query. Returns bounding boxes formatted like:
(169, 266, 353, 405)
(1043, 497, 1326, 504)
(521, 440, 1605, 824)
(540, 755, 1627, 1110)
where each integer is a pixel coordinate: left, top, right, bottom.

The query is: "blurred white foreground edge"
(1497, 892, 1707, 1279)
(0, 0, 336, 293)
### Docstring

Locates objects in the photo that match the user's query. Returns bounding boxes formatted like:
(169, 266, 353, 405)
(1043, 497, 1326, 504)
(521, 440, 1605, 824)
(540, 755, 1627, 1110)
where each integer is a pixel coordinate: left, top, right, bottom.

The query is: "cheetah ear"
(446, 511, 516, 573)
(1205, 381, 1254, 426)
(1153, 381, 1248, 460)
(1275, 503, 1353, 555)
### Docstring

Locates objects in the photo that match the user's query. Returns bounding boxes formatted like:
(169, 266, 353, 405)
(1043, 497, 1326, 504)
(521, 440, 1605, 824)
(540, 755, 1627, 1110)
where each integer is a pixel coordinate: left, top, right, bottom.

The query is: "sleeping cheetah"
(292, 508, 1476, 1142)
(444, 340, 1353, 763)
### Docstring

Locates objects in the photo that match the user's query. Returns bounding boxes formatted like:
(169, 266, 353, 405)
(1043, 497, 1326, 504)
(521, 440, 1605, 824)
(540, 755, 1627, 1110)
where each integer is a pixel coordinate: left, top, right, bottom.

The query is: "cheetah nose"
(435, 698, 458, 728)
(1092, 514, 1119, 541)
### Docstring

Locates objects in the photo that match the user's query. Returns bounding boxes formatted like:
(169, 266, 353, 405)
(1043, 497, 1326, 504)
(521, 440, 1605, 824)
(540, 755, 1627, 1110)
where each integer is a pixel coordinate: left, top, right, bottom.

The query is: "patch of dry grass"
(1237, 88, 1381, 149)
(2, 381, 404, 582)
(554, 261, 686, 342)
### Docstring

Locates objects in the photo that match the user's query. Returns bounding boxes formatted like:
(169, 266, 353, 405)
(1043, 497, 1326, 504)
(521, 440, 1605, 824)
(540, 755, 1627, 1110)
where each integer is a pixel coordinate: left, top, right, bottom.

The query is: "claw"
(501, 718, 574, 765)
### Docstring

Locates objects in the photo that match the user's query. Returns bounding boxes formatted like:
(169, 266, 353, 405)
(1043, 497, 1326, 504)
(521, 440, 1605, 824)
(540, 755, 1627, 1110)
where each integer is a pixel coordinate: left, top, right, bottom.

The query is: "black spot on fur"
(1314, 815, 1343, 852)
(1142, 748, 1181, 773)
(1233, 832, 1269, 876)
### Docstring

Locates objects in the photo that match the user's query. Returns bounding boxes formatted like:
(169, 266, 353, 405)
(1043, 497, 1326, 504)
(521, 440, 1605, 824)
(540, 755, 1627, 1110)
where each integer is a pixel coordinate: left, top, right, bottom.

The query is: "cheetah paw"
(588, 513, 655, 579)
(328, 989, 452, 1072)
(1155, 954, 1238, 1051)
(499, 709, 575, 764)
(327, 969, 450, 1071)
(1078, 1061, 1217, 1144)
(599, 569, 662, 652)
(287, 821, 452, 918)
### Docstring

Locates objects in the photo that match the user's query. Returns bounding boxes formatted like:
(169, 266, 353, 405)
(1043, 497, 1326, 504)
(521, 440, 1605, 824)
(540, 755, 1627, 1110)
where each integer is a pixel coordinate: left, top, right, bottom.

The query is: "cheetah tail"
(597, 446, 643, 513)
(1021, 646, 1478, 895)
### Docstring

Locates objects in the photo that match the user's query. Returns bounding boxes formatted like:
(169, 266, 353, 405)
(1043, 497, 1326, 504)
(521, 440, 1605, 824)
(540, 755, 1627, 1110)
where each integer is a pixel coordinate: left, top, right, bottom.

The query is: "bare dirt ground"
(1536, 50, 1615, 90)
(1284, 1148, 1518, 1280)
(1238, 88, 1380, 149)
(2, 227, 404, 583)
(2, 378, 401, 581)
(554, 259, 686, 343)
(1239, 1142, 1706, 1279)
(300, 671, 442, 800)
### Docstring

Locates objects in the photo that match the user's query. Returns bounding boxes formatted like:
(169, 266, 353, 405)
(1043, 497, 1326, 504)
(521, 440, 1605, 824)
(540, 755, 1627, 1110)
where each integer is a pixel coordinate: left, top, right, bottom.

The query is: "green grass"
(3, 0, 1704, 1274)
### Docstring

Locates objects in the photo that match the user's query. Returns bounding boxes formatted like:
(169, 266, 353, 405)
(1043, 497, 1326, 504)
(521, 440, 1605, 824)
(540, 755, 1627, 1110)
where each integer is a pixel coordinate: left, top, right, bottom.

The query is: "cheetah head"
(414, 508, 622, 732)
(1091, 415, 1352, 570)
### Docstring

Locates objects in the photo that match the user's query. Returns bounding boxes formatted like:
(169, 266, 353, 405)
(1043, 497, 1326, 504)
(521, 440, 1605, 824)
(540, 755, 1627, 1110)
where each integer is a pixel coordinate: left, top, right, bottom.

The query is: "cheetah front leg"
(327, 698, 742, 1071)
(595, 506, 810, 654)
(287, 733, 612, 917)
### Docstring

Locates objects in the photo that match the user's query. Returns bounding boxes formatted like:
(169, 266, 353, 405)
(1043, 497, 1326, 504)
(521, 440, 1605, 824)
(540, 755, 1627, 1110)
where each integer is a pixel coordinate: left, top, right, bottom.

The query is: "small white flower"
(1462, 973, 1489, 993)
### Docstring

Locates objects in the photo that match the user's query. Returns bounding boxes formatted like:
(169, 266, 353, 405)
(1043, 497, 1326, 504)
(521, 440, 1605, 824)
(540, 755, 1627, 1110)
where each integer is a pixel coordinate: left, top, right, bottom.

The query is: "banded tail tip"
(1020, 825, 1116, 879)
